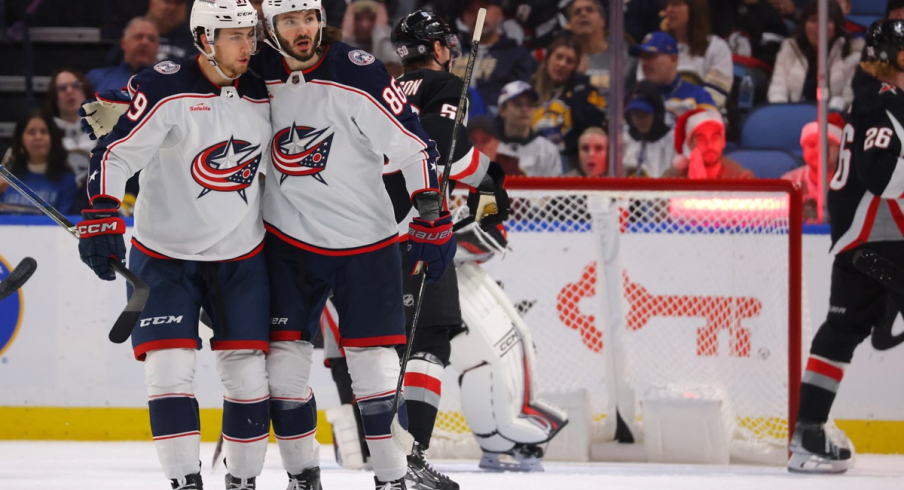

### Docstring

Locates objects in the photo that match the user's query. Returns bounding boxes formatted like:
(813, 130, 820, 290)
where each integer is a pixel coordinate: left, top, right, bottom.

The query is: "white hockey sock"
(217, 349, 270, 479)
(268, 341, 319, 475)
(145, 349, 201, 480)
(346, 347, 408, 482)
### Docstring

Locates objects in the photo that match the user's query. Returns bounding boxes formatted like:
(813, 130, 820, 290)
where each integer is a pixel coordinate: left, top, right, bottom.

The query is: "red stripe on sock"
(404, 372, 441, 396)
(806, 357, 845, 381)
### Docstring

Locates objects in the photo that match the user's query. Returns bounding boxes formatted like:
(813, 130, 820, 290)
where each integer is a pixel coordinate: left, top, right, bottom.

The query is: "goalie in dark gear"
(789, 19, 904, 475)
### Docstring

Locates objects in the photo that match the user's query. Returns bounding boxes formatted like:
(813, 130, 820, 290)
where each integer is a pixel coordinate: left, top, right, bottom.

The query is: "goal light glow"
(669, 196, 789, 220)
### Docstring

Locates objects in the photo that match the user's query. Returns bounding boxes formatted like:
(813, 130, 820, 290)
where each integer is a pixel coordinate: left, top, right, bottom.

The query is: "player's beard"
(277, 30, 321, 63)
(220, 61, 250, 79)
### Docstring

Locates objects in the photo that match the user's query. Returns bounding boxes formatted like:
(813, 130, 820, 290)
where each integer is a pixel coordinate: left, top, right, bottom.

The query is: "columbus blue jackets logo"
(349, 50, 376, 66)
(271, 124, 334, 185)
(153, 60, 180, 74)
(0, 255, 23, 357)
(190, 137, 262, 202)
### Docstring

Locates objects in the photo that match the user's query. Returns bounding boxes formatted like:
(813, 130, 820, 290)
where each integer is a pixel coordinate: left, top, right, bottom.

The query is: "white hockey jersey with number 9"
(87, 58, 272, 261)
(253, 43, 440, 254)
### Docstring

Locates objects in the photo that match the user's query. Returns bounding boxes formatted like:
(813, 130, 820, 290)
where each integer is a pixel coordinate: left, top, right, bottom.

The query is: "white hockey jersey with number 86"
(253, 42, 440, 255)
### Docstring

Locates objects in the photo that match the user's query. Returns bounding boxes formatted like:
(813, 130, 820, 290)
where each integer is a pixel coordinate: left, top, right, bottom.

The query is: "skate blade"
(787, 452, 849, 474)
(478, 455, 544, 472)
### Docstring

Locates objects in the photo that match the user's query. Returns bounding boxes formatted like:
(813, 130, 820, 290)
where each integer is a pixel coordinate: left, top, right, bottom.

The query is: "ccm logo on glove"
(77, 220, 125, 237)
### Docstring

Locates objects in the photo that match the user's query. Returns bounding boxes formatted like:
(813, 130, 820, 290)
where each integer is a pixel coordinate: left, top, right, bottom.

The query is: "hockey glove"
(468, 161, 509, 226)
(408, 212, 455, 283)
(79, 88, 131, 141)
(77, 208, 127, 281)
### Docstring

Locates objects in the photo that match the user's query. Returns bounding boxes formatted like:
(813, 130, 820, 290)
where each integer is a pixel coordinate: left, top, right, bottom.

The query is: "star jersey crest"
(270, 124, 335, 185)
(190, 137, 262, 202)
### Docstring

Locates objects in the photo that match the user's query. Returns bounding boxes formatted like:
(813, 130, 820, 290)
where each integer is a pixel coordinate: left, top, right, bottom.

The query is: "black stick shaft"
(392, 9, 488, 418)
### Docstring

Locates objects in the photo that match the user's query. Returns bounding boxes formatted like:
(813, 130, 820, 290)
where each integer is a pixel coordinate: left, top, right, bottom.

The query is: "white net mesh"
(431, 182, 802, 464)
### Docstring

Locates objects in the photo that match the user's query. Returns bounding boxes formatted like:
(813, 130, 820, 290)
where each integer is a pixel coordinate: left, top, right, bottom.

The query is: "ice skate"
(405, 443, 459, 489)
(225, 474, 256, 489)
(788, 421, 851, 474)
(478, 444, 545, 472)
(286, 466, 322, 490)
(170, 473, 203, 490)
(375, 476, 407, 490)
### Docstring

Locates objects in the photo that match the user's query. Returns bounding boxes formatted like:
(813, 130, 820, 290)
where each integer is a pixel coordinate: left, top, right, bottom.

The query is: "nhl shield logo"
(153, 60, 181, 75)
(348, 50, 376, 66)
(271, 123, 335, 185)
(190, 136, 262, 202)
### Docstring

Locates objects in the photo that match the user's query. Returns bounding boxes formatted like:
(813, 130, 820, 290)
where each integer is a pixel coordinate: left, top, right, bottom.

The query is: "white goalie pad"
(451, 262, 568, 452)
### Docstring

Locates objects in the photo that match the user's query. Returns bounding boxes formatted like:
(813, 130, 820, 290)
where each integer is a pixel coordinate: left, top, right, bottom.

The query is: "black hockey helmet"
(391, 10, 461, 65)
(865, 19, 904, 67)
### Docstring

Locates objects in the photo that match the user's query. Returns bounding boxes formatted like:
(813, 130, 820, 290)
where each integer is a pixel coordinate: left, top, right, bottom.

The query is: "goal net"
(431, 177, 804, 465)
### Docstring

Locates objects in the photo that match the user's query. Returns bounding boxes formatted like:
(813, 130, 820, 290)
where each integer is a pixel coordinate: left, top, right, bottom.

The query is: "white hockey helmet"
(261, 0, 326, 58)
(190, 0, 259, 58)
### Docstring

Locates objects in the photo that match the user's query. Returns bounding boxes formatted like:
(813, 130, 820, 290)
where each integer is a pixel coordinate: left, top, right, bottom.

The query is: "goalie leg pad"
(452, 263, 568, 453)
(267, 341, 319, 474)
(346, 346, 407, 483)
(216, 349, 269, 479)
(144, 348, 201, 480)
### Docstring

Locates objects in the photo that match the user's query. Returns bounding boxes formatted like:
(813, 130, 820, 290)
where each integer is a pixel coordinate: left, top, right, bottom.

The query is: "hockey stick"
(211, 433, 225, 472)
(0, 164, 149, 344)
(852, 250, 904, 296)
(851, 250, 904, 350)
(390, 8, 488, 454)
(0, 257, 37, 301)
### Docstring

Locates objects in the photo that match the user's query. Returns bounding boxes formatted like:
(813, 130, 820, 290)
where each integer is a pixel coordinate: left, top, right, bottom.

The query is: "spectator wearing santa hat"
(663, 108, 754, 179)
(782, 113, 845, 223)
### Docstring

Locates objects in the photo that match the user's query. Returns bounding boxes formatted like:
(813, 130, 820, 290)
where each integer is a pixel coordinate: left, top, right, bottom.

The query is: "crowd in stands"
(0, 0, 895, 223)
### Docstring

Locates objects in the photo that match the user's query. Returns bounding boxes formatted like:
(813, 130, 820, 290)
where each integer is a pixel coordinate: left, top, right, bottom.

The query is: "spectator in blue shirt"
(0, 110, 78, 215)
(88, 17, 160, 92)
(631, 31, 717, 126)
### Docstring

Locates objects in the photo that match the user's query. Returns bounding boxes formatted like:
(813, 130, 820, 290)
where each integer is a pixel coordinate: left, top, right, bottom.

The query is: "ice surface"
(0, 441, 902, 489)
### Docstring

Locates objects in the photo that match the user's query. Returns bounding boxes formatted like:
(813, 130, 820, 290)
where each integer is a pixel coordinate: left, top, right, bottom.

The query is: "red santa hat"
(674, 108, 724, 158)
(672, 108, 724, 169)
(799, 113, 845, 146)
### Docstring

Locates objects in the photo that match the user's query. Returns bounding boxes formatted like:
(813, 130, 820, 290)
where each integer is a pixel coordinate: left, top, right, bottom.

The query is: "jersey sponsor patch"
(348, 50, 376, 66)
(153, 60, 181, 75)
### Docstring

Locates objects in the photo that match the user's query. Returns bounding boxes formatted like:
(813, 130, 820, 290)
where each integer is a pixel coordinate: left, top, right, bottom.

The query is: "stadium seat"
(726, 149, 802, 179)
(740, 103, 816, 153)
(848, 0, 888, 28)
(850, 0, 887, 16)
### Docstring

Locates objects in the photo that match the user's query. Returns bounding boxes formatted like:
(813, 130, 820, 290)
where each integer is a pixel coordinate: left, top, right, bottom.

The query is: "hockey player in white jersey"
(254, 2, 452, 489)
(78, 1, 271, 489)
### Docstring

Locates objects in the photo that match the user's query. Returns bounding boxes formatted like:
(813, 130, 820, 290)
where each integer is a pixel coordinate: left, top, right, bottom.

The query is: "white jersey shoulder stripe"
(100, 93, 219, 196)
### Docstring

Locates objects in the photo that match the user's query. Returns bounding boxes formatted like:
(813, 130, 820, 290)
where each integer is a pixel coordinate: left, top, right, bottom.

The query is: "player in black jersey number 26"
(789, 19, 904, 474)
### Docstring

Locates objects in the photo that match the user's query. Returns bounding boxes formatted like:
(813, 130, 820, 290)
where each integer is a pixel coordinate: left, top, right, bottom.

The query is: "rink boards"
(1, 220, 904, 453)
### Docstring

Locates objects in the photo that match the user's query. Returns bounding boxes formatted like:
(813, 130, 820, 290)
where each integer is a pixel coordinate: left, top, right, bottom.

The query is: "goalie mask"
(190, 0, 259, 80)
(391, 10, 461, 72)
(261, 0, 326, 60)
(865, 19, 904, 69)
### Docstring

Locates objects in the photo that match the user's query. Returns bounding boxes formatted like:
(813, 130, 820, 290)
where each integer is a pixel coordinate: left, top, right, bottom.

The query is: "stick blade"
(108, 260, 150, 344)
(391, 414, 415, 455)
(0, 257, 37, 301)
